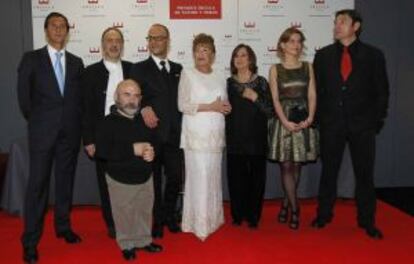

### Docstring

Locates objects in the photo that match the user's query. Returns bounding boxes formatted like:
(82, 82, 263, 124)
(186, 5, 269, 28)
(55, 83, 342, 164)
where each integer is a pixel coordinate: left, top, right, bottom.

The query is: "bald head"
(147, 24, 170, 59)
(115, 79, 142, 118)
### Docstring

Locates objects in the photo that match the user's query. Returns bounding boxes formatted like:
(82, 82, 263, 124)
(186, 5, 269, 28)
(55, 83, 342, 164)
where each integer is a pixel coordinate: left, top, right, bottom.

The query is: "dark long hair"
(230, 44, 258, 75)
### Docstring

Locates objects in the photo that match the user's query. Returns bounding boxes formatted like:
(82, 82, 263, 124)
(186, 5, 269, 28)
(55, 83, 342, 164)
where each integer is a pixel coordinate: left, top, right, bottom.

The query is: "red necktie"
(341, 46, 352, 81)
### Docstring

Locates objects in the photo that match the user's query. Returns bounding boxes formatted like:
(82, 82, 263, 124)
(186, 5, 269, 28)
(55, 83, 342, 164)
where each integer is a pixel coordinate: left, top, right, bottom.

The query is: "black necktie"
(160, 60, 168, 77)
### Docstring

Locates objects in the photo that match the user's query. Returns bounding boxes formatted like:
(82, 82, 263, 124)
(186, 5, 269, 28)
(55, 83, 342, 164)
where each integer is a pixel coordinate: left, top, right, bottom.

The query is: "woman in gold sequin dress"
(268, 27, 319, 229)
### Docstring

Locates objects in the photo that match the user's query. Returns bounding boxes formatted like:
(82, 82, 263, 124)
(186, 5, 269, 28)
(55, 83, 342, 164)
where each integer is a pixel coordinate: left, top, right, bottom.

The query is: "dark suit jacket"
(81, 60, 132, 146)
(313, 40, 389, 133)
(129, 57, 183, 146)
(17, 46, 84, 148)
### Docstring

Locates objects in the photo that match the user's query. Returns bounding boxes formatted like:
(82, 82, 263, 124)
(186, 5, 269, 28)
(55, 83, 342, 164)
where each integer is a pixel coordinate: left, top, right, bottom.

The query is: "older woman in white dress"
(178, 33, 231, 240)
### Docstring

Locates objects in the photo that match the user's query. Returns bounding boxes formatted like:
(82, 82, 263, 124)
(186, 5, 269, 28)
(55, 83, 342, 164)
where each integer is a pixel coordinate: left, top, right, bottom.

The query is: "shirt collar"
(151, 55, 170, 72)
(103, 59, 122, 71)
(335, 38, 360, 54)
(47, 44, 65, 58)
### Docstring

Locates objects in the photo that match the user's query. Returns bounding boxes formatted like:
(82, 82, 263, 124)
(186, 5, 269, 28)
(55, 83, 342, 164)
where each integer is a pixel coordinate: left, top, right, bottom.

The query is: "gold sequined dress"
(268, 62, 319, 162)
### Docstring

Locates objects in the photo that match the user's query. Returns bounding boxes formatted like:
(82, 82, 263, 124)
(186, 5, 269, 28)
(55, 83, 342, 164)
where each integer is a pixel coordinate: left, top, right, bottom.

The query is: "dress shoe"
(278, 204, 289, 223)
(289, 208, 300, 230)
(248, 222, 258, 229)
(166, 221, 181, 233)
(56, 230, 82, 244)
(122, 249, 136, 261)
(107, 227, 116, 239)
(311, 217, 331, 229)
(358, 224, 384, 240)
(141, 243, 163, 253)
(232, 219, 242, 226)
(152, 225, 164, 238)
(23, 247, 38, 264)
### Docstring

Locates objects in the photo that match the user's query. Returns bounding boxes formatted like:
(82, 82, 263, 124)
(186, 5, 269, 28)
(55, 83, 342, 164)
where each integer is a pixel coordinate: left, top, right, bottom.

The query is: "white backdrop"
(32, 0, 354, 77)
(31, 0, 357, 199)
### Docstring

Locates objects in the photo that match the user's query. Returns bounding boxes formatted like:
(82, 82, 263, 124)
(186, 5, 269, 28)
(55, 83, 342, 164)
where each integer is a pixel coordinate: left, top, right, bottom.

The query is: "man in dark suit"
(129, 24, 183, 238)
(82, 27, 132, 239)
(17, 12, 84, 263)
(312, 9, 389, 239)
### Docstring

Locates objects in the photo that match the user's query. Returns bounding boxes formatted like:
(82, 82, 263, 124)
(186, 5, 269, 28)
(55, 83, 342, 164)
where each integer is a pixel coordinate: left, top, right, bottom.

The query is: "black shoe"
(247, 222, 258, 229)
(23, 247, 38, 264)
(278, 204, 289, 223)
(358, 225, 384, 240)
(122, 249, 136, 261)
(232, 219, 242, 226)
(311, 217, 331, 229)
(166, 221, 181, 233)
(141, 243, 163, 253)
(56, 230, 82, 244)
(107, 227, 116, 239)
(152, 225, 164, 238)
(289, 208, 300, 230)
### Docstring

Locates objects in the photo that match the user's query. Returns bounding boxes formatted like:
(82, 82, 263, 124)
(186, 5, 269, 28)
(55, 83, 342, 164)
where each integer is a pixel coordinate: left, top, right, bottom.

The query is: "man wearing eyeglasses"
(130, 24, 183, 238)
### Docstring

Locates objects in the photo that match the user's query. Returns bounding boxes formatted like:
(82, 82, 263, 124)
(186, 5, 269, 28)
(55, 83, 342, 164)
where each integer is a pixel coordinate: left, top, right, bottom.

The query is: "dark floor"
(376, 187, 414, 216)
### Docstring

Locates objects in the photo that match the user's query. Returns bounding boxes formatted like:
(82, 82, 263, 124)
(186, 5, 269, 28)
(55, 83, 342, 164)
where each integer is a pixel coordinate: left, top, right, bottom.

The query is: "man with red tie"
(311, 9, 389, 239)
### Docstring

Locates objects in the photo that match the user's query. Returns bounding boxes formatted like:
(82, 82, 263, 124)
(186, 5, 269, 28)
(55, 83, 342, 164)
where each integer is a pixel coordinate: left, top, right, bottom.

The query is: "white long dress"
(178, 67, 227, 240)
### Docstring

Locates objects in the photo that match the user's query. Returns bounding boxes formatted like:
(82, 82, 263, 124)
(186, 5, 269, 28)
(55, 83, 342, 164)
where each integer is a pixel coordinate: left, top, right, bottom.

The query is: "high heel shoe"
(278, 204, 289, 223)
(289, 208, 300, 230)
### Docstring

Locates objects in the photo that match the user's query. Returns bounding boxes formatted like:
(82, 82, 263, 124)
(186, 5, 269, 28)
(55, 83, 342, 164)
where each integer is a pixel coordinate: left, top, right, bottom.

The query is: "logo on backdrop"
(220, 33, 234, 47)
(110, 22, 131, 43)
(261, 45, 278, 65)
(33, 0, 54, 12)
(170, 0, 222, 19)
(261, 0, 284, 17)
(67, 22, 82, 44)
(290, 21, 302, 29)
(130, 0, 155, 17)
(239, 21, 260, 40)
(132, 45, 149, 60)
(81, 0, 105, 17)
(83, 46, 102, 64)
(309, 0, 331, 15)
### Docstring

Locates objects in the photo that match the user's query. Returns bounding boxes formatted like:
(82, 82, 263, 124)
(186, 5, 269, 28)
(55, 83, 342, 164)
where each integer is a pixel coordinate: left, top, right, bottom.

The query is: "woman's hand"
(242, 88, 258, 102)
(210, 97, 232, 115)
(298, 116, 313, 129)
(282, 120, 301, 133)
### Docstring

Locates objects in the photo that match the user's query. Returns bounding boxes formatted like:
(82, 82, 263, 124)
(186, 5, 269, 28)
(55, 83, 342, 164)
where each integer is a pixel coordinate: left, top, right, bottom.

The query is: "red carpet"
(1, 200, 413, 264)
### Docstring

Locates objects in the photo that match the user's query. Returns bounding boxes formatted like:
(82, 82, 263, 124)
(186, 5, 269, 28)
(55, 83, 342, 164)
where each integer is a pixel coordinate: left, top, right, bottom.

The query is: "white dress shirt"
(103, 60, 124, 115)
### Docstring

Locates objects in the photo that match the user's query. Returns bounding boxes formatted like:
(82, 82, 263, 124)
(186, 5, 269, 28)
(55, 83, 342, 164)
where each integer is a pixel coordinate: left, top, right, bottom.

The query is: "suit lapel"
(148, 57, 168, 91)
(41, 46, 62, 97)
(64, 51, 75, 97)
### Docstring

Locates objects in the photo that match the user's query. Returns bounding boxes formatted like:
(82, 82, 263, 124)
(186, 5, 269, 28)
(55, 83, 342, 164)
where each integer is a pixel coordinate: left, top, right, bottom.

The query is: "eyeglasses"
(146, 35, 168, 42)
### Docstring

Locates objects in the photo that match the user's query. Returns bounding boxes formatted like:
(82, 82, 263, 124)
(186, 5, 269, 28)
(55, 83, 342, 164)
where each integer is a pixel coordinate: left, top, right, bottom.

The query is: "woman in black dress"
(226, 44, 273, 228)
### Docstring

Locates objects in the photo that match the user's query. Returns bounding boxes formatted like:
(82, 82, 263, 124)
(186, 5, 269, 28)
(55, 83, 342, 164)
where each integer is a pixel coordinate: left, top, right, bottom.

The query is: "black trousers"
(227, 153, 266, 224)
(152, 142, 183, 226)
(95, 159, 114, 231)
(317, 128, 377, 227)
(21, 130, 79, 248)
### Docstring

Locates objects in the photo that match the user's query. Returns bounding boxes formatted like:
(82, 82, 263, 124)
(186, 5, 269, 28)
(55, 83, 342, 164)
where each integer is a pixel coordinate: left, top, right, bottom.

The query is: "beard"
(117, 102, 139, 117)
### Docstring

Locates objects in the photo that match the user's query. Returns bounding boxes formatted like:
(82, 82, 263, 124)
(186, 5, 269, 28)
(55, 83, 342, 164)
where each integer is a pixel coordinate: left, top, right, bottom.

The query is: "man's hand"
(142, 145, 155, 162)
(85, 144, 96, 158)
(133, 143, 155, 162)
(141, 106, 159, 129)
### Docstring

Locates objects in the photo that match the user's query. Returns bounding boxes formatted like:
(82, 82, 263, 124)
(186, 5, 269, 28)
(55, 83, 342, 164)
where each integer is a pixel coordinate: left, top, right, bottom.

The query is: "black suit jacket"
(17, 46, 84, 148)
(81, 60, 132, 146)
(129, 57, 183, 146)
(313, 40, 389, 133)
